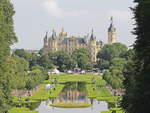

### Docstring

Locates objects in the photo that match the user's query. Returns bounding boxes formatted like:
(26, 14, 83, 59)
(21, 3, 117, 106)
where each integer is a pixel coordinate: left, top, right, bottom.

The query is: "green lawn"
(9, 107, 38, 113)
(50, 102, 91, 108)
(97, 87, 112, 97)
(86, 84, 99, 98)
(49, 74, 102, 83)
(13, 84, 64, 104)
(49, 84, 64, 98)
(11, 74, 123, 113)
(101, 108, 124, 113)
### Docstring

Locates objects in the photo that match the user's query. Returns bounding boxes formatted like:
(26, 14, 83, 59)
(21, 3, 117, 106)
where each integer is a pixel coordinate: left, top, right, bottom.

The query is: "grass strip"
(31, 84, 64, 100)
(49, 74, 102, 84)
(49, 84, 64, 98)
(97, 87, 112, 97)
(101, 108, 124, 113)
(50, 102, 91, 108)
(86, 84, 99, 98)
(9, 107, 38, 113)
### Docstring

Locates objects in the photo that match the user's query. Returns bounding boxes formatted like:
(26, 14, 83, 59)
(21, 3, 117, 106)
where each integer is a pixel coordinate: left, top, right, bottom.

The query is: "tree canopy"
(122, 0, 150, 113)
(97, 43, 128, 61)
(0, 0, 17, 112)
(97, 43, 129, 89)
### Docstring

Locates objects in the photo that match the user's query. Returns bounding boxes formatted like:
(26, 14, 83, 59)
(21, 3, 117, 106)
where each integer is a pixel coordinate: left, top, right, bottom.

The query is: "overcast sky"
(11, 0, 135, 50)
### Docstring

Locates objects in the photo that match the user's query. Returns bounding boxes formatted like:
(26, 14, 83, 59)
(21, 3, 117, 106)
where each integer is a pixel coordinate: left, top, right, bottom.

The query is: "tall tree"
(97, 43, 128, 61)
(122, 0, 150, 113)
(0, 0, 17, 112)
(72, 48, 92, 70)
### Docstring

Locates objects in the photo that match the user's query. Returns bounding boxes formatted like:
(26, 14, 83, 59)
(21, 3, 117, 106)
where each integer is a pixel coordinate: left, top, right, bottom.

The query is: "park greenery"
(9, 107, 38, 113)
(0, 0, 149, 113)
(97, 43, 134, 89)
(121, 0, 150, 113)
(0, 0, 17, 112)
(50, 102, 91, 108)
(9, 55, 48, 90)
(14, 48, 92, 72)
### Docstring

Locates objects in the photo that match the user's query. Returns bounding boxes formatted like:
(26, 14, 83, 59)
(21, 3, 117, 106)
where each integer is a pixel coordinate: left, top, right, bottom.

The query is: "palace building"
(42, 17, 116, 62)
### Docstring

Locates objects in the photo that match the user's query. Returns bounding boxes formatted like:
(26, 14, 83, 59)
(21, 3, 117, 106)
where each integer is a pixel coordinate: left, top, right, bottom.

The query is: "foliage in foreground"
(9, 56, 48, 90)
(101, 108, 124, 113)
(0, 0, 17, 112)
(97, 43, 130, 89)
(122, 0, 150, 113)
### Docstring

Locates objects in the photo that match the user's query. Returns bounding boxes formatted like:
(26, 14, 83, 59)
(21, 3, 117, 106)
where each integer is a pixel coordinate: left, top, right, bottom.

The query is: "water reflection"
(36, 99, 108, 113)
(35, 82, 108, 113)
(58, 82, 87, 103)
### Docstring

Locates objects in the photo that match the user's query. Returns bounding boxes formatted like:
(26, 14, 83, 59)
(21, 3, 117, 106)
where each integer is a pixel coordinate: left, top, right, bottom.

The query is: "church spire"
(108, 16, 117, 44)
(44, 31, 48, 40)
(90, 28, 96, 41)
(44, 31, 48, 47)
(52, 29, 57, 40)
(111, 16, 113, 24)
(108, 16, 116, 32)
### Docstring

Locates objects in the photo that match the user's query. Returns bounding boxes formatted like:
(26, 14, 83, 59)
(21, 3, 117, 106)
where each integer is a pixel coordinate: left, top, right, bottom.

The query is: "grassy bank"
(13, 84, 64, 104)
(9, 107, 38, 113)
(86, 84, 112, 99)
(86, 84, 98, 98)
(101, 108, 124, 113)
(48, 74, 102, 83)
(49, 84, 64, 98)
(50, 102, 91, 108)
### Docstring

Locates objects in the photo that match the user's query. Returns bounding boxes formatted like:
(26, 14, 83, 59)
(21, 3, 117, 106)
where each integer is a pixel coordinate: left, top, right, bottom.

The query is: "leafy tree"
(97, 59, 110, 70)
(122, 49, 135, 60)
(38, 55, 54, 70)
(72, 48, 92, 70)
(0, 0, 17, 112)
(122, 1, 150, 113)
(8, 56, 29, 89)
(29, 53, 39, 68)
(66, 58, 77, 70)
(53, 51, 75, 71)
(97, 43, 128, 61)
(103, 58, 127, 89)
(14, 49, 31, 61)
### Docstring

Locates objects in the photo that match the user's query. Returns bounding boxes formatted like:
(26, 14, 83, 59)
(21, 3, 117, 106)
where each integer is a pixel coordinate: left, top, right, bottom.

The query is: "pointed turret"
(44, 31, 48, 47)
(108, 16, 117, 44)
(108, 16, 116, 32)
(52, 29, 57, 40)
(90, 29, 96, 41)
(59, 27, 67, 41)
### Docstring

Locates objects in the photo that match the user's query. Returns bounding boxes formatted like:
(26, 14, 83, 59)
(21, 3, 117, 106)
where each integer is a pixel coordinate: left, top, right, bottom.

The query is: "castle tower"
(89, 29, 97, 62)
(108, 17, 117, 44)
(59, 27, 67, 41)
(51, 29, 58, 52)
(44, 31, 48, 47)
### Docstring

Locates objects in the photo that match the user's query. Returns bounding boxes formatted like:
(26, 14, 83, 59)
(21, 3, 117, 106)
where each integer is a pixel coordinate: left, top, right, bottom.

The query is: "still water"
(35, 82, 108, 113)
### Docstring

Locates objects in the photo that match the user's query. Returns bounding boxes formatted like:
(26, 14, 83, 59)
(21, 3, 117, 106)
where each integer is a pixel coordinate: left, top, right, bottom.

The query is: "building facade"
(108, 17, 117, 44)
(42, 17, 116, 62)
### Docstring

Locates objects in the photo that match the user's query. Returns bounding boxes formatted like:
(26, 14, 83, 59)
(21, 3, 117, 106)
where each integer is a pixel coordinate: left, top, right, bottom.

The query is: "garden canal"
(11, 75, 118, 113)
(35, 82, 109, 113)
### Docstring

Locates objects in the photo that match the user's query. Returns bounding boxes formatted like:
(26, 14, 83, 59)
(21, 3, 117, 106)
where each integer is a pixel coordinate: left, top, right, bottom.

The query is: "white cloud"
(43, 0, 78, 17)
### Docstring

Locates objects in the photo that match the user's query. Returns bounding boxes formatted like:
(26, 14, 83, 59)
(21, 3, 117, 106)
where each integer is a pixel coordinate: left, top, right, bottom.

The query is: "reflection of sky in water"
(36, 99, 108, 113)
(36, 82, 108, 113)
(58, 82, 87, 103)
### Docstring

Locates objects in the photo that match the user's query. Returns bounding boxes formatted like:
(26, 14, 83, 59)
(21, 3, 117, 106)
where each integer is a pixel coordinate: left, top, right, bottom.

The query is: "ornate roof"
(61, 37, 87, 44)
(108, 17, 116, 32)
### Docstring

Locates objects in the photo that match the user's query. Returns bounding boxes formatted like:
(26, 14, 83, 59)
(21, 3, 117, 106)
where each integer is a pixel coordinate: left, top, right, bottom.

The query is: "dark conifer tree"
(122, 0, 150, 113)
